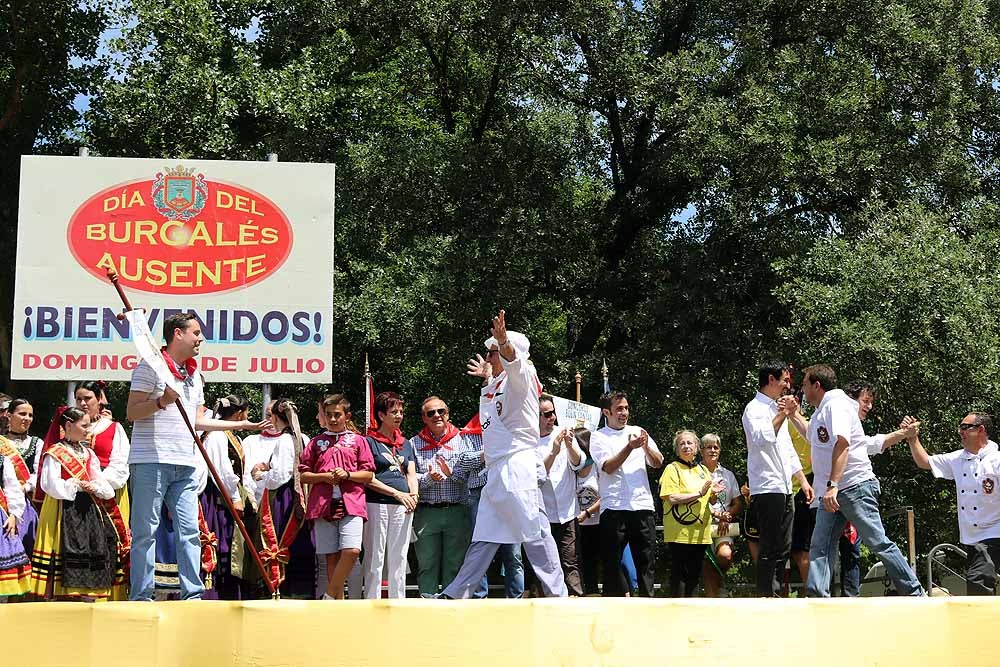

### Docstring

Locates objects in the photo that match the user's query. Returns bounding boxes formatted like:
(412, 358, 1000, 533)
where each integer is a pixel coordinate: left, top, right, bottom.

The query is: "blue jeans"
(468, 487, 524, 598)
(806, 479, 923, 597)
(129, 463, 204, 600)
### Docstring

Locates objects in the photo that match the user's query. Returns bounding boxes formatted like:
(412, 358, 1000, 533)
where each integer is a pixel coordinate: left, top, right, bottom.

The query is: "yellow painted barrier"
(2, 597, 998, 666)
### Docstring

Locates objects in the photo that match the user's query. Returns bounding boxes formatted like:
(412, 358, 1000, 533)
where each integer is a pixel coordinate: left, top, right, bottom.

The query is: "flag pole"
(601, 359, 609, 395)
(105, 268, 277, 597)
(364, 353, 371, 432)
(574, 369, 582, 402)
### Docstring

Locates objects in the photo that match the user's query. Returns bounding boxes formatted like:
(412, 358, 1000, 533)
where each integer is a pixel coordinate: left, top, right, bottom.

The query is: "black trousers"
(668, 542, 705, 597)
(600, 509, 656, 597)
(965, 538, 1000, 595)
(754, 492, 793, 597)
(551, 520, 584, 596)
(577, 523, 601, 594)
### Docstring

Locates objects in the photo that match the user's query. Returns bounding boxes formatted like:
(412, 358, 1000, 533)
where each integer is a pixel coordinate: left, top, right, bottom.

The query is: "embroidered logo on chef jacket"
(984, 478, 995, 495)
(817, 426, 830, 443)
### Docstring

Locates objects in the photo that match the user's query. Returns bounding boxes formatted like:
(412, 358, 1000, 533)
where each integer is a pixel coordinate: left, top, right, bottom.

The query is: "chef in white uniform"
(440, 310, 567, 599)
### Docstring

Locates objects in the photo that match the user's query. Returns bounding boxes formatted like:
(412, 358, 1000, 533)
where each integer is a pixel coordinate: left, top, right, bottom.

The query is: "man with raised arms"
(439, 310, 566, 599)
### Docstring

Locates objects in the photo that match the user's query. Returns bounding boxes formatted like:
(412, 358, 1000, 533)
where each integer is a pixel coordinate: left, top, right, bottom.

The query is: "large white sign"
(13, 155, 335, 382)
(551, 396, 602, 431)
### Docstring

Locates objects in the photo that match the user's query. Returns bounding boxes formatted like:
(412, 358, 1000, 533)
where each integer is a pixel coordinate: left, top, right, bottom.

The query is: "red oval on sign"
(67, 169, 293, 295)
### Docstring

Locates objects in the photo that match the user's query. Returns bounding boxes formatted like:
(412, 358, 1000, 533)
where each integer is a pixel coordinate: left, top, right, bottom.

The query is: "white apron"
(472, 360, 544, 544)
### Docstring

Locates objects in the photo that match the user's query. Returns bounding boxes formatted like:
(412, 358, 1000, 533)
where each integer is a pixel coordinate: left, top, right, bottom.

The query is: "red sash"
(198, 504, 217, 577)
(45, 445, 132, 557)
(258, 487, 303, 591)
(0, 436, 31, 483)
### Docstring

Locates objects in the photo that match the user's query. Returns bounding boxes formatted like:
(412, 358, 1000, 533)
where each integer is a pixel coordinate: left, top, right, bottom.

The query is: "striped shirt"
(128, 359, 204, 467)
(451, 433, 487, 490)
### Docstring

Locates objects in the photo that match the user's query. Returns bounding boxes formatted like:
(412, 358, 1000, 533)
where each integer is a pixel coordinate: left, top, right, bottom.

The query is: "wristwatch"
(826, 480, 838, 488)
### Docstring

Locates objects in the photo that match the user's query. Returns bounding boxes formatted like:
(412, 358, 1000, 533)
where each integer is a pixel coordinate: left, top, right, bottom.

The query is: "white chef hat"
(484, 330, 530, 360)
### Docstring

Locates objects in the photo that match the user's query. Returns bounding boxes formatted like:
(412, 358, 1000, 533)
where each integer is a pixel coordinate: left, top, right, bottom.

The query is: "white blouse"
(199, 431, 242, 503)
(242, 432, 297, 505)
(1, 457, 26, 520)
(40, 445, 114, 501)
(5, 433, 43, 494)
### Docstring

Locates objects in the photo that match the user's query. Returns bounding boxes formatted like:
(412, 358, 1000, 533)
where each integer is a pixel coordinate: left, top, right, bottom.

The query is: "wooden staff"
(106, 268, 277, 597)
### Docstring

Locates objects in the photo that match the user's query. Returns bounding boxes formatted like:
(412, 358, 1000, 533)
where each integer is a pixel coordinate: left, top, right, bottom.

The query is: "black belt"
(420, 502, 463, 508)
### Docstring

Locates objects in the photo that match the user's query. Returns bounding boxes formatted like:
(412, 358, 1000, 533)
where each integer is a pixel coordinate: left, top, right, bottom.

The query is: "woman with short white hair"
(659, 430, 720, 597)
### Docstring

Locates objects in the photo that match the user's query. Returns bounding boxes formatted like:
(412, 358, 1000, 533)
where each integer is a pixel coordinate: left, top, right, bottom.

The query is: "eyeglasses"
(959, 422, 981, 431)
(425, 408, 447, 417)
(540, 410, 556, 418)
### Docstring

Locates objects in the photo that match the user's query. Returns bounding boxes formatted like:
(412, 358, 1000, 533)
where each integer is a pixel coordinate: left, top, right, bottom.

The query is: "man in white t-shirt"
(902, 411, 1000, 594)
(126, 312, 266, 601)
(589, 391, 664, 597)
(792, 364, 923, 597)
(537, 394, 586, 596)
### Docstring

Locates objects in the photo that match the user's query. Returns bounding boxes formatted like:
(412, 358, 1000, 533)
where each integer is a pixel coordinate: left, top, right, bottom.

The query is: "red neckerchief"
(160, 347, 197, 380)
(416, 424, 461, 451)
(367, 427, 405, 452)
(260, 429, 283, 438)
(459, 414, 482, 436)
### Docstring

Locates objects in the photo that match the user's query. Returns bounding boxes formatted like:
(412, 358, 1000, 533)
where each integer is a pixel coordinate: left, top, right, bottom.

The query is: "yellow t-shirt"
(658, 462, 712, 545)
(790, 421, 812, 493)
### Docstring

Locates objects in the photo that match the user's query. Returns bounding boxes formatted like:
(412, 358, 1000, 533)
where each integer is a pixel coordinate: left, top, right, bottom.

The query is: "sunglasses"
(540, 410, 556, 418)
(959, 422, 981, 431)
(425, 408, 447, 417)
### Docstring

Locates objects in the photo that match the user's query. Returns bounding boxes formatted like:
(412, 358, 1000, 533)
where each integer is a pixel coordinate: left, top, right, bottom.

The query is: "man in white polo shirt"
(793, 364, 924, 597)
(589, 390, 664, 597)
(742, 360, 813, 597)
(126, 312, 267, 601)
(902, 411, 1000, 594)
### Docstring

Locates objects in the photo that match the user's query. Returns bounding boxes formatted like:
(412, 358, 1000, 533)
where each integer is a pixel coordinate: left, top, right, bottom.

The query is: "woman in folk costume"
(243, 398, 313, 597)
(30, 407, 129, 600)
(0, 399, 42, 555)
(0, 444, 32, 597)
(441, 310, 567, 599)
(74, 380, 131, 600)
(198, 394, 255, 599)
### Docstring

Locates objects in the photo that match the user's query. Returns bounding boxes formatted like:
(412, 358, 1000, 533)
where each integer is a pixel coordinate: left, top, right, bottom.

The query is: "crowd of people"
(0, 314, 996, 601)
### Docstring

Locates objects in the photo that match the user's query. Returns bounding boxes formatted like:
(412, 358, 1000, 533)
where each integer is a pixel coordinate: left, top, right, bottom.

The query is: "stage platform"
(2, 597, 996, 665)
